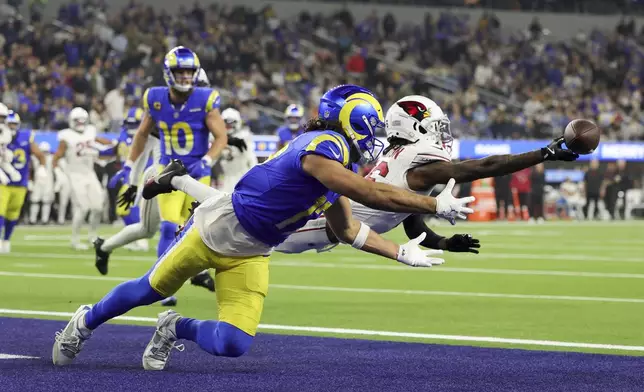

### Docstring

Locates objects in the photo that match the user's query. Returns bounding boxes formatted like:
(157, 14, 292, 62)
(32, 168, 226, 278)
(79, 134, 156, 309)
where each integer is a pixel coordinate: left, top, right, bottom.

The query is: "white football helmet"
(284, 103, 304, 131)
(221, 108, 242, 133)
(39, 141, 51, 154)
(69, 107, 89, 133)
(196, 68, 210, 87)
(385, 95, 453, 155)
(0, 103, 9, 123)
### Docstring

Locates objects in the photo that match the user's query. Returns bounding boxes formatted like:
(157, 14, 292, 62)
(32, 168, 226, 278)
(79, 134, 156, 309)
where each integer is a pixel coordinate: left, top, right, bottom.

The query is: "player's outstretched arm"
(325, 196, 444, 267)
(302, 154, 474, 217)
(407, 137, 579, 191)
(52, 140, 67, 169)
(30, 141, 46, 166)
(402, 214, 480, 253)
(126, 113, 155, 166)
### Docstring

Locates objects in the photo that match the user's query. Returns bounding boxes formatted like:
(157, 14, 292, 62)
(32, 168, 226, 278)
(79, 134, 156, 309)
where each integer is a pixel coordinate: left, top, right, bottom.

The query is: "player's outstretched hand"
(0, 169, 9, 185)
(445, 234, 480, 254)
(397, 233, 445, 267)
(228, 136, 248, 152)
(435, 178, 475, 225)
(117, 185, 138, 209)
(187, 160, 208, 178)
(108, 165, 132, 189)
(542, 136, 579, 162)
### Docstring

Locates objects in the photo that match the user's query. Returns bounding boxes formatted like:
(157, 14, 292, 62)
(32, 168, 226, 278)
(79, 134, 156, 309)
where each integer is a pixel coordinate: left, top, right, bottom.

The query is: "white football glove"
(2, 164, 21, 182)
(0, 169, 9, 185)
(435, 178, 476, 225)
(36, 165, 48, 182)
(396, 233, 445, 267)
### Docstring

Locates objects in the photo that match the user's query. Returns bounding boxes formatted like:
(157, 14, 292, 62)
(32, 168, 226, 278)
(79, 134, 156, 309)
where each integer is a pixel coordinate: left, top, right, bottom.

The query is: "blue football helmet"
(163, 46, 201, 93)
(123, 107, 143, 135)
(284, 103, 304, 131)
(6, 111, 20, 136)
(318, 84, 385, 163)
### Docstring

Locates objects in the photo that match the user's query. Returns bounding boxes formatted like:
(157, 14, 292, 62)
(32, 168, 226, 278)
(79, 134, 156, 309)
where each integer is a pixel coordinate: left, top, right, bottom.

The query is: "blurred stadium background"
(1, 0, 644, 223)
(1, 1, 644, 390)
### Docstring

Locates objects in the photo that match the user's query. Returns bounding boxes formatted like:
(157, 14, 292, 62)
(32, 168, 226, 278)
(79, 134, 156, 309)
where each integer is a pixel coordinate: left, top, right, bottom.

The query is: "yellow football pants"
(148, 219, 269, 336)
(0, 185, 27, 220)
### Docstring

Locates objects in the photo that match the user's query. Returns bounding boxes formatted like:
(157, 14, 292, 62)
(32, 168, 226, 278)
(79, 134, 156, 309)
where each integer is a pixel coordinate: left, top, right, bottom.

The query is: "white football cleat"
(142, 310, 184, 371)
(71, 242, 89, 251)
(0, 240, 8, 254)
(52, 305, 93, 366)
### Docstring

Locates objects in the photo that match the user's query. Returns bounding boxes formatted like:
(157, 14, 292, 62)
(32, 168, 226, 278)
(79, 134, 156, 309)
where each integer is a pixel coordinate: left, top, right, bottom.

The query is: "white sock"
(170, 175, 221, 202)
(29, 203, 40, 224)
(101, 223, 150, 252)
(41, 202, 51, 224)
(88, 210, 100, 239)
(71, 208, 85, 244)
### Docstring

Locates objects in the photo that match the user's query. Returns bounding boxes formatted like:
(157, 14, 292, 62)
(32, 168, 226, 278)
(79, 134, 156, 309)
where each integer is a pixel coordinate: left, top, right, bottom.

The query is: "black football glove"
(188, 200, 201, 218)
(445, 234, 480, 254)
(117, 185, 138, 210)
(541, 136, 579, 162)
(228, 136, 248, 152)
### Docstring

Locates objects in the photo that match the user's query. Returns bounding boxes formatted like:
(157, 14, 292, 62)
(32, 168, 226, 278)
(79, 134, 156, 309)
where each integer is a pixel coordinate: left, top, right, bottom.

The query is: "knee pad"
(215, 322, 253, 357)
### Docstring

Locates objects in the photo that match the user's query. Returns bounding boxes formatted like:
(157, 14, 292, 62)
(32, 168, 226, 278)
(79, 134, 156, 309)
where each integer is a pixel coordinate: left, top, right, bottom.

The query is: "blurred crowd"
(0, 0, 642, 141)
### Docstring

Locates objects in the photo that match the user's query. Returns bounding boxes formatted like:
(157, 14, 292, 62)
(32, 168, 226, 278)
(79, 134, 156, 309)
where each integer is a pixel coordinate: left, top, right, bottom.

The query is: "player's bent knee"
(214, 322, 253, 357)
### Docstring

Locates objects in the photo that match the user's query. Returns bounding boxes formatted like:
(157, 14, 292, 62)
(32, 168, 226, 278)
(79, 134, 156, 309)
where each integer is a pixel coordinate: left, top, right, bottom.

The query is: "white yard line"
(0, 270, 643, 304)
(1, 308, 643, 352)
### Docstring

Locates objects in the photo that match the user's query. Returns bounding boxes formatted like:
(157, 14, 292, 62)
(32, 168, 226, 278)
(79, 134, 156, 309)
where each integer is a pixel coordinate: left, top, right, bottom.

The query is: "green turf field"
(1, 220, 643, 356)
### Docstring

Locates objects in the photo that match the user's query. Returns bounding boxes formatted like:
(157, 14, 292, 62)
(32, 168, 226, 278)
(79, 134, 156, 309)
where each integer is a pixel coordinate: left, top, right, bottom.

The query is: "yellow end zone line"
(1, 270, 644, 304)
(1, 308, 644, 353)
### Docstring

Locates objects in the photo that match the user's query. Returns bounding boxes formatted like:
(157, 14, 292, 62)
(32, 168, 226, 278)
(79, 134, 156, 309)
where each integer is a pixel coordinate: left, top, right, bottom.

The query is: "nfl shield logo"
(324, 110, 330, 119)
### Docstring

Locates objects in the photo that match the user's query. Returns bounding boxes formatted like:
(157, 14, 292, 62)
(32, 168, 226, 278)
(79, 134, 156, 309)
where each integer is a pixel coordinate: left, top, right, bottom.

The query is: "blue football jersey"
(276, 125, 303, 146)
(6, 130, 32, 187)
(143, 86, 220, 173)
(232, 130, 354, 247)
(117, 128, 152, 168)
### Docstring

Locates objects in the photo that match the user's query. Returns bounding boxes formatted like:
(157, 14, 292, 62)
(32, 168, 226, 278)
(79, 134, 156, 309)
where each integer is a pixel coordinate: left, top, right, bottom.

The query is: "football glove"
(108, 164, 132, 189)
(0, 169, 9, 185)
(445, 234, 480, 254)
(397, 233, 446, 267)
(541, 136, 579, 162)
(435, 178, 475, 225)
(187, 158, 212, 178)
(117, 185, 138, 210)
(228, 136, 248, 152)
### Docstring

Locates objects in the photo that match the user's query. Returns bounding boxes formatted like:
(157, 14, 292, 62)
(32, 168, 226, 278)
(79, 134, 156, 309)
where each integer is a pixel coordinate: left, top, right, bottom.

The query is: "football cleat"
(142, 159, 188, 200)
(71, 242, 89, 251)
(52, 305, 93, 366)
(160, 296, 178, 306)
(190, 270, 215, 292)
(93, 237, 111, 275)
(142, 310, 184, 371)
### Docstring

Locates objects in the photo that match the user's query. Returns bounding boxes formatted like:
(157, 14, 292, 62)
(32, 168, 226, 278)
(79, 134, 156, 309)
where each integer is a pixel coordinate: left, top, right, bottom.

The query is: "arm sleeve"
(129, 137, 154, 185)
(402, 214, 445, 250)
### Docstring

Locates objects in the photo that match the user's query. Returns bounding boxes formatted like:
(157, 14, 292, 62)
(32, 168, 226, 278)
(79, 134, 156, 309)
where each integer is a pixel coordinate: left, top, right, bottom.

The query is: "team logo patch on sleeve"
(153, 102, 161, 110)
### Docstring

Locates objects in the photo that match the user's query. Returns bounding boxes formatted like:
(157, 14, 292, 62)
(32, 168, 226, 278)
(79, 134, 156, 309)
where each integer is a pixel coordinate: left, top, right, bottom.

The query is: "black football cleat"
(160, 296, 178, 306)
(142, 159, 188, 200)
(93, 237, 111, 275)
(190, 270, 215, 292)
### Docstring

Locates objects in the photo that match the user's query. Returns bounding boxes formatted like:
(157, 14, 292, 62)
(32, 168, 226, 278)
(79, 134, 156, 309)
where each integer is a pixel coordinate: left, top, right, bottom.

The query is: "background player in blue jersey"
(0, 111, 48, 253)
(115, 46, 228, 258)
(276, 103, 305, 149)
(52, 85, 475, 370)
(113, 107, 148, 250)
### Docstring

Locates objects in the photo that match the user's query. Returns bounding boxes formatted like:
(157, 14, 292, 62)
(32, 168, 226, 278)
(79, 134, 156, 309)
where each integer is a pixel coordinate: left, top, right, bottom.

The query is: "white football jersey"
(58, 127, 100, 174)
(350, 139, 451, 234)
(219, 128, 257, 193)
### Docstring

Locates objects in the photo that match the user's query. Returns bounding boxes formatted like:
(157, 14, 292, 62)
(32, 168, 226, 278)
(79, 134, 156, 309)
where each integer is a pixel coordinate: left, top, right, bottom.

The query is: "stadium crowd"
(0, 0, 643, 141)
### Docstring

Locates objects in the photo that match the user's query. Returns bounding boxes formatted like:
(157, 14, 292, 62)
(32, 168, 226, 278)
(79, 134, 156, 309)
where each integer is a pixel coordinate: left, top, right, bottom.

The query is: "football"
(563, 119, 601, 155)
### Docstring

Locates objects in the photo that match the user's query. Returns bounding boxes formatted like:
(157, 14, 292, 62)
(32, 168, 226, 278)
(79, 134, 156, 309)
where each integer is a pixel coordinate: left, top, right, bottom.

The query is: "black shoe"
(190, 270, 215, 292)
(93, 237, 111, 275)
(160, 296, 178, 306)
(142, 159, 188, 200)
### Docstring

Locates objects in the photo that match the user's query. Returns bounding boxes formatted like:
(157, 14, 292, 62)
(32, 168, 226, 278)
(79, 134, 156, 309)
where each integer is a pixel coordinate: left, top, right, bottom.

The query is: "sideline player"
(219, 108, 257, 193)
(29, 141, 56, 225)
(0, 111, 48, 252)
(276, 103, 305, 149)
(53, 107, 116, 250)
(53, 84, 475, 370)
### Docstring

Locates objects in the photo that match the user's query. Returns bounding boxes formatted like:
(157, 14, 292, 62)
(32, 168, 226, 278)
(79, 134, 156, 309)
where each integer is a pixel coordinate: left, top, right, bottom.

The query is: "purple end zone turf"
(0, 317, 643, 392)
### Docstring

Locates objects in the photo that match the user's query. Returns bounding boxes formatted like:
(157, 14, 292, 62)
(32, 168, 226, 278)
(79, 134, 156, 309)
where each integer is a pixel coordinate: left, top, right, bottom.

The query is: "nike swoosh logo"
(154, 171, 174, 184)
(329, 146, 341, 159)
